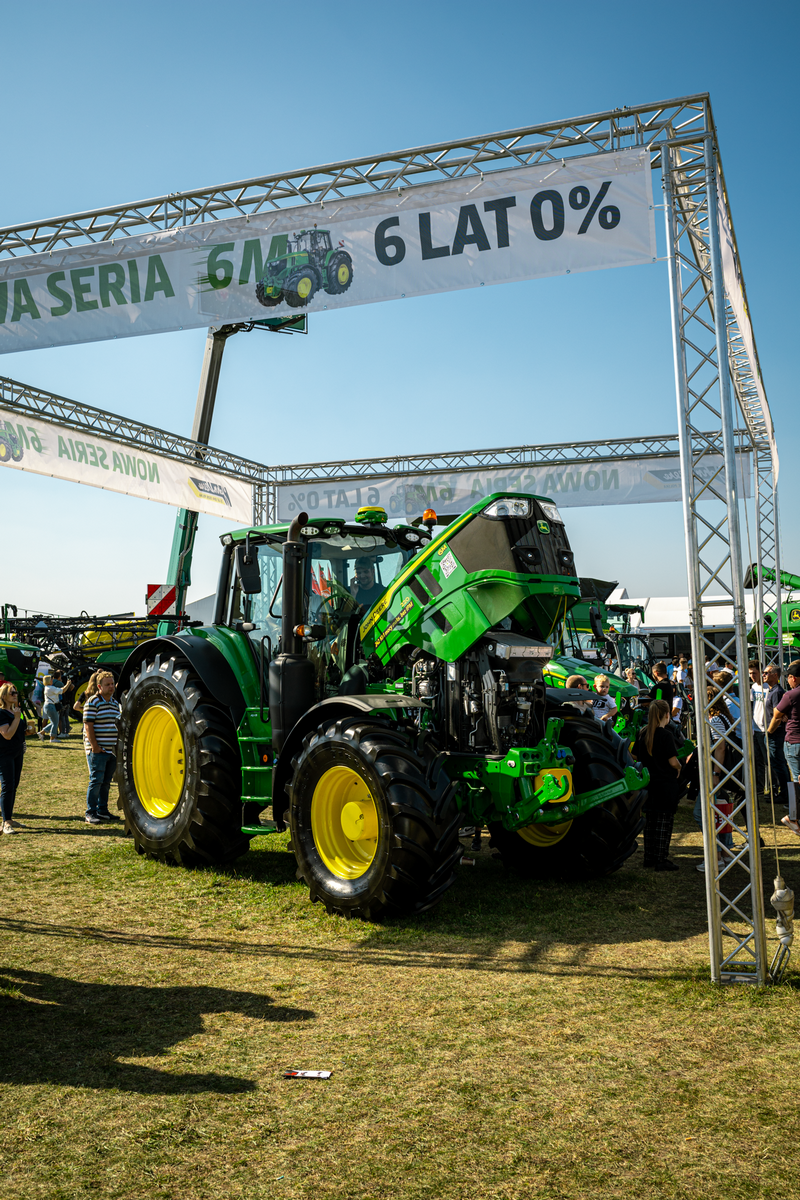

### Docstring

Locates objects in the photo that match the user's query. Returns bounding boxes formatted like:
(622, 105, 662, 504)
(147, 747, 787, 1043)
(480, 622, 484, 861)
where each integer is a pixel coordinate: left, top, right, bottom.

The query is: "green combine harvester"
(116, 493, 648, 919)
(255, 229, 353, 309)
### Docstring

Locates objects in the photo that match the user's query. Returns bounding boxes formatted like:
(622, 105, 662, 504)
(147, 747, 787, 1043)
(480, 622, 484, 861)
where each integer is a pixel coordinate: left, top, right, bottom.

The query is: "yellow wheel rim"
(337, 263, 350, 284)
(132, 704, 186, 819)
(0, 444, 9, 461)
(297, 274, 313, 298)
(517, 819, 573, 848)
(311, 765, 379, 879)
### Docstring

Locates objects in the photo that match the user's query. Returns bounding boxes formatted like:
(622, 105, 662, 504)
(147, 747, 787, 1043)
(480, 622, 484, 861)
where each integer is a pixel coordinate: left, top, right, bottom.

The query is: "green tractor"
(745, 563, 800, 655)
(255, 229, 353, 310)
(115, 493, 648, 919)
(0, 423, 24, 464)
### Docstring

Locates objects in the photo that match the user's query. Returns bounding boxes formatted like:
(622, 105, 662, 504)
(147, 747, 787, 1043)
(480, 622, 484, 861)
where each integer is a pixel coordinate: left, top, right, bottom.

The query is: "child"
(592, 674, 618, 723)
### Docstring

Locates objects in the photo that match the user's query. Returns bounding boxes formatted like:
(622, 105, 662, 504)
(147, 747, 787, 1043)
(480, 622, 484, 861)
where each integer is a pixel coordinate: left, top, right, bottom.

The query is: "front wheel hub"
(311, 765, 378, 879)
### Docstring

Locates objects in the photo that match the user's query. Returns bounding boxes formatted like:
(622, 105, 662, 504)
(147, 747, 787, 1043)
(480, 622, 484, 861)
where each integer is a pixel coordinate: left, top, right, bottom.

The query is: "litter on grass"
(283, 1069, 332, 1079)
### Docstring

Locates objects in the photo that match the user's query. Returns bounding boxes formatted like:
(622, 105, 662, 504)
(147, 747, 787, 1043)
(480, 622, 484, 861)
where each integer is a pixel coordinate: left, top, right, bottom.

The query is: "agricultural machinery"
(744, 563, 800, 655)
(255, 229, 353, 309)
(116, 493, 649, 920)
(0, 421, 24, 464)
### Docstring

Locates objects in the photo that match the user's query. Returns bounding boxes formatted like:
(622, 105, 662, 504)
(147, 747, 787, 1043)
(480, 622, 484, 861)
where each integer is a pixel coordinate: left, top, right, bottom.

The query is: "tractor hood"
(359, 492, 581, 665)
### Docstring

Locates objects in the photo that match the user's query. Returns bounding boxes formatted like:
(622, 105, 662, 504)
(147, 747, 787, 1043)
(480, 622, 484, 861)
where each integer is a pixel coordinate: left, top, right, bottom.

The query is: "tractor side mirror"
(236, 544, 262, 595)
(588, 606, 605, 641)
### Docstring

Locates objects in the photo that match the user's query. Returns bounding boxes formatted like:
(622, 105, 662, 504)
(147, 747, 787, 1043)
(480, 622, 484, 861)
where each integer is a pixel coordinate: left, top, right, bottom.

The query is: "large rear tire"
(288, 717, 461, 919)
(325, 251, 353, 295)
(489, 713, 646, 879)
(284, 266, 319, 308)
(117, 652, 248, 867)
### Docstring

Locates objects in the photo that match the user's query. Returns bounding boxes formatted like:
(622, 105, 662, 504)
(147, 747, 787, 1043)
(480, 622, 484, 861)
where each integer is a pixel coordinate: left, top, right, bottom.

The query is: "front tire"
(284, 267, 319, 308)
(489, 713, 646, 879)
(256, 279, 283, 307)
(288, 717, 461, 919)
(117, 652, 248, 866)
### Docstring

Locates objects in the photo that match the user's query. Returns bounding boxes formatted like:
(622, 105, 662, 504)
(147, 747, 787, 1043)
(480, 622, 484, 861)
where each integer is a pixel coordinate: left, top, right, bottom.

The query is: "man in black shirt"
(649, 662, 676, 717)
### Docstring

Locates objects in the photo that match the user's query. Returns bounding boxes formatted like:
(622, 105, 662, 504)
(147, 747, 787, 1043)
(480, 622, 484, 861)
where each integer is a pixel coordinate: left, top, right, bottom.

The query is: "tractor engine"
(408, 632, 550, 755)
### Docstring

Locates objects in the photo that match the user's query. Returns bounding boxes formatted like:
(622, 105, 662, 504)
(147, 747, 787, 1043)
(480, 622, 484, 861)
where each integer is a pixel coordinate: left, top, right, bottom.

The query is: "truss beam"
(0, 95, 711, 260)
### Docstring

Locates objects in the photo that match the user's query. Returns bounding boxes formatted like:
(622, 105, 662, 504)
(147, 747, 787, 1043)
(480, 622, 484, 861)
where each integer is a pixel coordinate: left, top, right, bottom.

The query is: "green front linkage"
(443, 717, 649, 833)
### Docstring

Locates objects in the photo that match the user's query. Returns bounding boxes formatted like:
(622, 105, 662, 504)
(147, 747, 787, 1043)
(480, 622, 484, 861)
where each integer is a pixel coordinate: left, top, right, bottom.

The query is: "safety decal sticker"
(439, 550, 458, 579)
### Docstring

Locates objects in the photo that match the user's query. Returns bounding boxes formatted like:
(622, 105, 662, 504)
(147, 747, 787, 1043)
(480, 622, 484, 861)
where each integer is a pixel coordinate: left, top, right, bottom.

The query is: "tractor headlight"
(538, 502, 563, 524)
(483, 498, 531, 519)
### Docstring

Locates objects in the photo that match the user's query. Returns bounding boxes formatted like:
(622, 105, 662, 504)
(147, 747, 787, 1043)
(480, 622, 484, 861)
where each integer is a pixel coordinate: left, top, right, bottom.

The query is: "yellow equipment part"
(517, 819, 573, 848)
(311, 765, 379, 879)
(132, 704, 186, 819)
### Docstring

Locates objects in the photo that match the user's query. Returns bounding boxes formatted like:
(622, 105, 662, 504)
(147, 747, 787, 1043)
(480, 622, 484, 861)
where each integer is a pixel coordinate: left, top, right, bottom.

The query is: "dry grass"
(2, 730, 800, 1199)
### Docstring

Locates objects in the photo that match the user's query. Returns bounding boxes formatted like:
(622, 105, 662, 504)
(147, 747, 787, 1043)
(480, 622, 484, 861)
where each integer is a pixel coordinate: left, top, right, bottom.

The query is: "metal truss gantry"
(0, 93, 781, 984)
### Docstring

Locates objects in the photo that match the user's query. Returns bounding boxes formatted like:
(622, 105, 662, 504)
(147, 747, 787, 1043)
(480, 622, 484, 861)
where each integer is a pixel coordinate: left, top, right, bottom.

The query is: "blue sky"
(1, 0, 797, 616)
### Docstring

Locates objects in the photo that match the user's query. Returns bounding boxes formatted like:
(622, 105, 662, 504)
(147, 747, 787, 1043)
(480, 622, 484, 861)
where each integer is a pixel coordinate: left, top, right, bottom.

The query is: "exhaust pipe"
(269, 511, 315, 760)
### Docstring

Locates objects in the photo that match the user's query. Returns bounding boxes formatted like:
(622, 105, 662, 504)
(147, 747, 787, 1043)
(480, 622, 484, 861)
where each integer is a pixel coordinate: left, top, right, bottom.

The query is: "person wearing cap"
(350, 558, 384, 609)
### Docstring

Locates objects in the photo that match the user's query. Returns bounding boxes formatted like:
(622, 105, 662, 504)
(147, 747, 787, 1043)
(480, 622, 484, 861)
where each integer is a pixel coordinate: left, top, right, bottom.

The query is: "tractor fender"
(272, 694, 427, 822)
(116, 635, 247, 726)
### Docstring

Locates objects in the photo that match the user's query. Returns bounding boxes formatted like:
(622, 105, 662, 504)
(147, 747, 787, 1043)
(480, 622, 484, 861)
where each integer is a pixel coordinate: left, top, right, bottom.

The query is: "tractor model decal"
(256, 229, 353, 310)
(0, 424, 24, 465)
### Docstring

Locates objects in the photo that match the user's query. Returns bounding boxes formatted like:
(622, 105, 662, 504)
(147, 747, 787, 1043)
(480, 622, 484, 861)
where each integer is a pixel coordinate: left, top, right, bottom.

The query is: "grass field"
(2, 730, 800, 1200)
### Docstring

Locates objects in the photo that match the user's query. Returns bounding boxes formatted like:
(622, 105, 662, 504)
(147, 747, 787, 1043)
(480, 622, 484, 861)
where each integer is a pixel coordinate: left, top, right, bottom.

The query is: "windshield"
(229, 533, 411, 695)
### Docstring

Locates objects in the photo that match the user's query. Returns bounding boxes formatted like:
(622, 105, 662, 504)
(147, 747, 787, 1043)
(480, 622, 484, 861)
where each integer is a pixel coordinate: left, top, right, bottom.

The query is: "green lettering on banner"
(112, 451, 124, 473)
(238, 239, 264, 285)
(98, 264, 127, 308)
(70, 268, 98, 313)
(148, 462, 159, 483)
(47, 272, 73, 316)
(11, 279, 41, 322)
(98, 447, 108, 470)
(603, 470, 619, 490)
(128, 261, 141, 304)
(58, 435, 71, 459)
(267, 234, 288, 261)
(123, 454, 136, 476)
(0, 281, 7, 323)
(561, 472, 582, 492)
(584, 471, 600, 491)
(68, 439, 76, 459)
(144, 256, 175, 302)
(470, 479, 484, 499)
(137, 460, 147, 480)
(74, 441, 88, 464)
(27, 428, 42, 453)
(87, 445, 99, 467)
(206, 244, 234, 291)
(543, 473, 559, 496)
(16, 425, 29, 449)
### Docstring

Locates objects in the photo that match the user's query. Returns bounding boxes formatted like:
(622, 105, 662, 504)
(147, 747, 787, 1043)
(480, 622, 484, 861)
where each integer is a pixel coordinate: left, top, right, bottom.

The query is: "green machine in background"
(115, 493, 648, 920)
(745, 563, 800, 655)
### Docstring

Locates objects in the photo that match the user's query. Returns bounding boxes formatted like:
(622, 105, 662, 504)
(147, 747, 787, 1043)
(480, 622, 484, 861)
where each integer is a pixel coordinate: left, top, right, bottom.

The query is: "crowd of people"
(0, 668, 122, 834)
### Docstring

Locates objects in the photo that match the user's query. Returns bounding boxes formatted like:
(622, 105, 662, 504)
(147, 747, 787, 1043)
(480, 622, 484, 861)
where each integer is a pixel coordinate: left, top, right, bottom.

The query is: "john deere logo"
(791, 609, 800, 623)
(537, 520, 550, 534)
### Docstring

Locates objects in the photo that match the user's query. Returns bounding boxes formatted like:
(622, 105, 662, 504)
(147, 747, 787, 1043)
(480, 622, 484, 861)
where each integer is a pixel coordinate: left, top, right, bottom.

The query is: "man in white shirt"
(750, 661, 768, 800)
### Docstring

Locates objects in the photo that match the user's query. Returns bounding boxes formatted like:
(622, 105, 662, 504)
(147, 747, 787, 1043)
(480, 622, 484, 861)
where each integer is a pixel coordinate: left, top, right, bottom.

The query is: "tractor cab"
(222, 515, 427, 699)
(288, 229, 332, 258)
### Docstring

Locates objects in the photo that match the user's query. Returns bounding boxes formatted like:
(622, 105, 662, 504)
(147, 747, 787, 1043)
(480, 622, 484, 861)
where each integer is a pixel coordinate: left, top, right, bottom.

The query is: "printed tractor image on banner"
(0, 150, 655, 352)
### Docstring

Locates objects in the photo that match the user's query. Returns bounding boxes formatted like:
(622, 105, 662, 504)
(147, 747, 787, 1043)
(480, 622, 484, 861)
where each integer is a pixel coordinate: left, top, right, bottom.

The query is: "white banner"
(276, 454, 752, 523)
(0, 150, 655, 353)
(0, 412, 253, 522)
(717, 179, 778, 480)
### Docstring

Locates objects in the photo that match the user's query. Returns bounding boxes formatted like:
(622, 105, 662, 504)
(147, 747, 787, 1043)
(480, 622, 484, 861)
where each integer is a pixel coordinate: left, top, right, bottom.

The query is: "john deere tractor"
(0, 422, 24, 464)
(255, 229, 353, 309)
(116, 493, 648, 919)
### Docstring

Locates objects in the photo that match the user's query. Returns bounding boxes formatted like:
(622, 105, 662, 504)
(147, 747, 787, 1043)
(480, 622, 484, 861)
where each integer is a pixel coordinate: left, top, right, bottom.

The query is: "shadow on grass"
(0, 968, 314, 1093)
